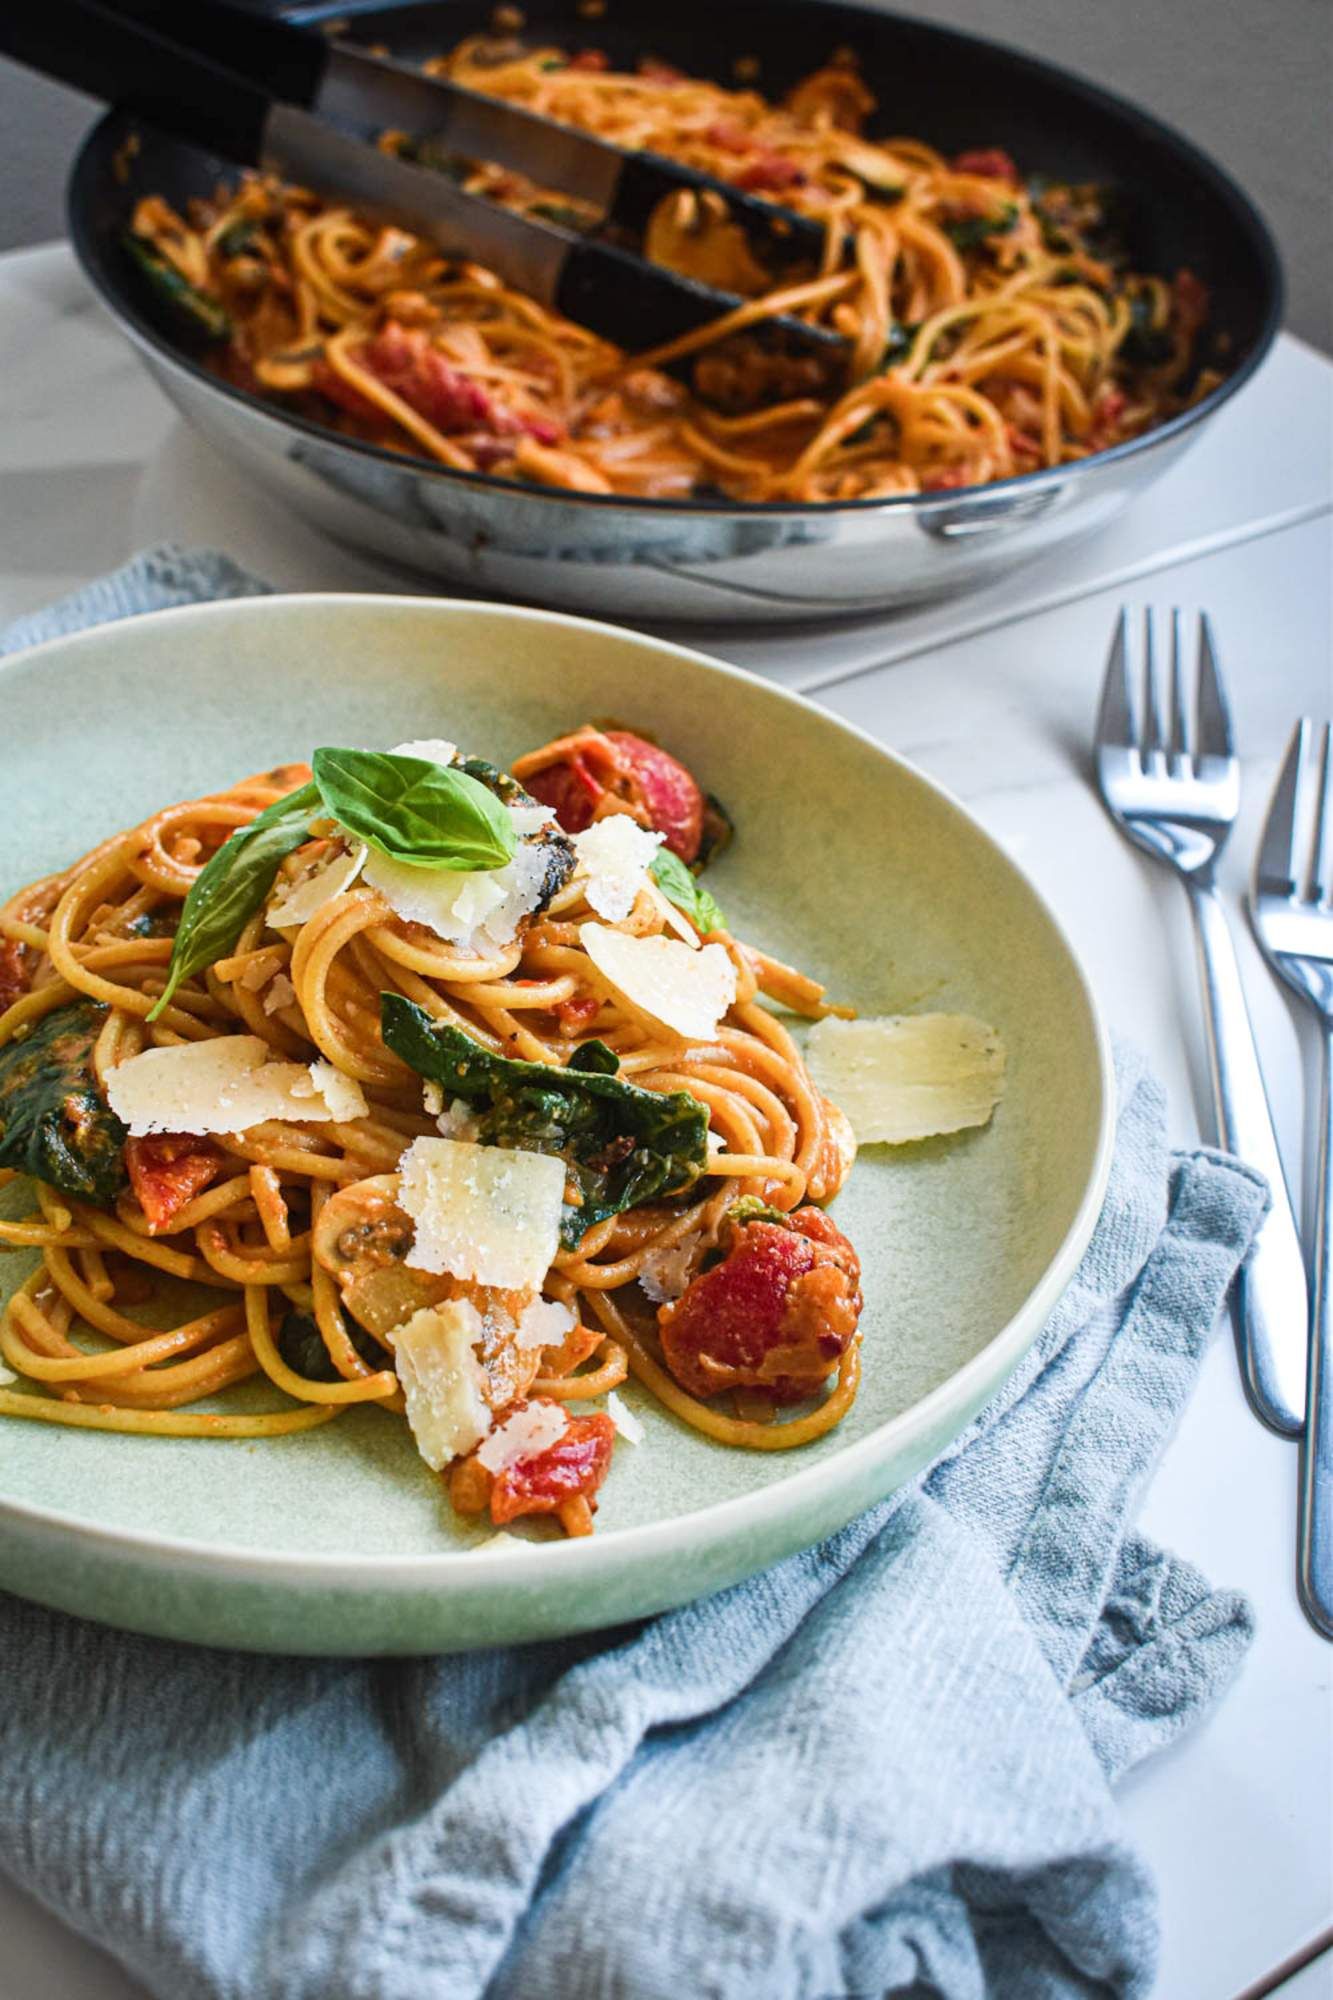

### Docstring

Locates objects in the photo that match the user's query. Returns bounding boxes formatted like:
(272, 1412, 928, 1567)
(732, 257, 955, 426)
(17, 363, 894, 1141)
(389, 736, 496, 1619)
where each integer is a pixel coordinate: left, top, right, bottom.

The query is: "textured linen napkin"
(0, 550, 1271, 2000)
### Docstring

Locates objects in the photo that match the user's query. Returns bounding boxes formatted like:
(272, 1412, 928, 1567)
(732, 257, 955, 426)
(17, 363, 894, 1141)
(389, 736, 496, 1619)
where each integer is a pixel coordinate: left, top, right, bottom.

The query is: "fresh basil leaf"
(312, 748, 517, 873)
(651, 848, 726, 934)
(0, 1001, 128, 1206)
(381, 994, 709, 1246)
(148, 781, 319, 1022)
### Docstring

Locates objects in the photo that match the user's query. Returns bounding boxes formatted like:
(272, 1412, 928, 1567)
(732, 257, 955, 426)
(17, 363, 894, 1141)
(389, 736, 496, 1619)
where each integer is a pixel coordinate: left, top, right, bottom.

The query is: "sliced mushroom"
(313, 1174, 452, 1339)
(313, 1173, 544, 1407)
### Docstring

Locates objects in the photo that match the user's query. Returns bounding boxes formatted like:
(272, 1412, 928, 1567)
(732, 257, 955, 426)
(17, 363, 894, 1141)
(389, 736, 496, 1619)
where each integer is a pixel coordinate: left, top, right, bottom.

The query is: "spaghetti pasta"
(0, 727, 885, 1538)
(125, 38, 1221, 504)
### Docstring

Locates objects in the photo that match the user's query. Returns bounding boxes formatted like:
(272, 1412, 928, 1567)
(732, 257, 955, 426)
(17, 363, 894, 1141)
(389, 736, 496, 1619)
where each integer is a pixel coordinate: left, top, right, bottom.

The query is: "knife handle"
(0, 0, 271, 163)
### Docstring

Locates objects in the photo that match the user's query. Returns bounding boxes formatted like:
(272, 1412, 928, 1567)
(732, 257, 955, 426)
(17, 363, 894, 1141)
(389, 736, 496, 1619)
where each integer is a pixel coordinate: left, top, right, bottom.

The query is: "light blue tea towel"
(0, 549, 1271, 2000)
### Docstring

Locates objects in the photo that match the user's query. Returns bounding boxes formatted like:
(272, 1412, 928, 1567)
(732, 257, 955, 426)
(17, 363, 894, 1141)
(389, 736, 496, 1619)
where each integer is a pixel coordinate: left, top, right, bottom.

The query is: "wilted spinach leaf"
(380, 994, 709, 1246)
(123, 235, 231, 341)
(942, 204, 1019, 252)
(0, 1002, 127, 1206)
(277, 1309, 388, 1383)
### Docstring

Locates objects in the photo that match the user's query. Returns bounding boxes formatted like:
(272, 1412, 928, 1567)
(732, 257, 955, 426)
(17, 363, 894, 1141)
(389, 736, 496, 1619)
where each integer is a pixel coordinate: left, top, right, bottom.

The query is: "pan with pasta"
(123, 33, 1222, 505)
(68, 2, 1280, 619)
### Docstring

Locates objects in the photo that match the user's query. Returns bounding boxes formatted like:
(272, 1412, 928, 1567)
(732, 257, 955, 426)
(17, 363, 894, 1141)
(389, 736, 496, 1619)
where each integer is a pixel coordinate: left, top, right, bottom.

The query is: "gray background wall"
(2, 0, 1330, 349)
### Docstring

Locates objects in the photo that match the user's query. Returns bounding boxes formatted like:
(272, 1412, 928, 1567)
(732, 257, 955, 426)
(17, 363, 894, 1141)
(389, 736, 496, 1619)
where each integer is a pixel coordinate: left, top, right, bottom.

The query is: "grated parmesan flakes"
(578, 924, 736, 1041)
(105, 1036, 367, 1137)
(397, 1136, 565, 1291)
(477, 1400, 569, 1474)
(606, 1390, 645, 1445)
(572, 815, 663, 922)
(805, 1013, 1005, 1144)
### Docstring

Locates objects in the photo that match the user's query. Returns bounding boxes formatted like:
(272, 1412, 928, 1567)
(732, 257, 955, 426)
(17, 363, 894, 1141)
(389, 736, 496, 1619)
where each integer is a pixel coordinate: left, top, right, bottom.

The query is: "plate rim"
(0, 592, 1116, 1590)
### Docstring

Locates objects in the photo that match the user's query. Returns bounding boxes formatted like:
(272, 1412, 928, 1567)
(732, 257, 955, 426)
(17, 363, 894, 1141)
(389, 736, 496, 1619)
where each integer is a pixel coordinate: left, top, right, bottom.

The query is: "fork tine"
(1142, 607, 1168, 757)
(1310, 720, 1332, 904)
(1094, 608, 1136, 750)
(1255, 719, 1309, 894)
(1194, 612, 1234, 759)
(1168, 607, 1189, 760)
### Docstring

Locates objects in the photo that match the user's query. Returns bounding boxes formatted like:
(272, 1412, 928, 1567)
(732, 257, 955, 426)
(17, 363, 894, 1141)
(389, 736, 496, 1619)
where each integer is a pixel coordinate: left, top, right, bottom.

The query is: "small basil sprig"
(651, 848, 726, 934)
(148, 782, 319, 1021)
(312, 748, 516, 873)
(151, 748, 521, 1018)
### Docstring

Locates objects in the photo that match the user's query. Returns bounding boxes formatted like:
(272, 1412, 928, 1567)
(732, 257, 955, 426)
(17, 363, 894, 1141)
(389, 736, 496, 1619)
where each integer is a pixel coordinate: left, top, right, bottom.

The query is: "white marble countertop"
(0, 241, 1330, 2000)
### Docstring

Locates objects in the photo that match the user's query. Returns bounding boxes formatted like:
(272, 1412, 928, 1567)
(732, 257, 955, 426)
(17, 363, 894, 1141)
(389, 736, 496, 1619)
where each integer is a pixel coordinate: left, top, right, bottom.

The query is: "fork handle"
(1298, 1025, 1332, 1637)
(1186, 881, 1308, 1435)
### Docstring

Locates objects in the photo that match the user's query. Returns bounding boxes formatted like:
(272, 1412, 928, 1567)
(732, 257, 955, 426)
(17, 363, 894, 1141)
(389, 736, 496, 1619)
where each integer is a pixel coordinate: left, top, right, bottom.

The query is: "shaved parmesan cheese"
(806, 1013, 1005, 1145)
(607, 1389, 645, 1444)
(510, 805, 557, 838)
(262, 973, 297, 1016)
(572, 816, 663, 921)
(422, 1080, 444, 1117)
(389, 738, 457, 766)
(106, 1036, 368, 1137)
(362, 801, 555, 956)
(579, 924, 736, 1041)
(268, 844, 366, 928)
(477, 1400, 569, 1474)
(394, 1299, 492, 1469)
(397, 1136, 565, 1290)
(637, 1238, 698, 1304)
(515, 1297, 576, 1350)
(643, 874, 700, 947)
(304, 1060, 369, 1124)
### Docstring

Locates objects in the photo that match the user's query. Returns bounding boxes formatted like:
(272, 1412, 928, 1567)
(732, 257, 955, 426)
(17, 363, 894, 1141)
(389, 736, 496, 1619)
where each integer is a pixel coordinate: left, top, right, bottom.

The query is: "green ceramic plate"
(0, 597, 1112, 1654)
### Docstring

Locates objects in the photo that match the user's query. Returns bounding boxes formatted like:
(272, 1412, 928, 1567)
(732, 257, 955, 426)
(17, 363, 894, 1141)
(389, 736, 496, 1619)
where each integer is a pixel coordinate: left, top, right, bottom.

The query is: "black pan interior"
(69, 0, 1282, 504)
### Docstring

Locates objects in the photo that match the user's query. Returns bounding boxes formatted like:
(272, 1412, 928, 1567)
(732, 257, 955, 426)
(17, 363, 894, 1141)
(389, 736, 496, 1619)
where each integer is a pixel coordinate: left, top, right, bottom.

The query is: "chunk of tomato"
(490, 1410, 617, 1525)
(125, 1134, 226, 1234)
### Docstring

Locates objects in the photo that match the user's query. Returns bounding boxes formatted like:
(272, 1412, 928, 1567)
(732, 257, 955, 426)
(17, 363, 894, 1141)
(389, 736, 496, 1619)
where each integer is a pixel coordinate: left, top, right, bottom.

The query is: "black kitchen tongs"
(1, 0, 845, 354)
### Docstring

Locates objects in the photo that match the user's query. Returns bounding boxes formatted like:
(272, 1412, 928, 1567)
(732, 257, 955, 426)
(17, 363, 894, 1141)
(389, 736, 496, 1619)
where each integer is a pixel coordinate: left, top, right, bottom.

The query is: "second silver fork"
(1095, 608, 1308, 1435)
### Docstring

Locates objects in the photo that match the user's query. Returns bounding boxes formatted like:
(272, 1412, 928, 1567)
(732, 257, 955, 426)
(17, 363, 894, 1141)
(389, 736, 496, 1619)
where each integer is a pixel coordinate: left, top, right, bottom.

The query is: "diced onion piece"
(394, 1299, 492, 1469)
(607, 1389, 645, 1444)
(268, 843, 366, 928)
(105, 1035, 368, 1136)
(476, 1400, 569, 1474)
(637, 1238, 697, 1304)
(805, 1013, 1005, 1144)
(397, 1136, 565, 1290)
(262, 972, 297, 1016)
(578, 923, 736, 1041)
(572, 816, 663, 921)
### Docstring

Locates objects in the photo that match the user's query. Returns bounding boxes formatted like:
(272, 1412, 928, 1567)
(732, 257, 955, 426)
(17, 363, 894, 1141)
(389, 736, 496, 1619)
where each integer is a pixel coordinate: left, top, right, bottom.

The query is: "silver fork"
(1095, 608, 1308, 1435)
(1251, 721, 1333, 1638)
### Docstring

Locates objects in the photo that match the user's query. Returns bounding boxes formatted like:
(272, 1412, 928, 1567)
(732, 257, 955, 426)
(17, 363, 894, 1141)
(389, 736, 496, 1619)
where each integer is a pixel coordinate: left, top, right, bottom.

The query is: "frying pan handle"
(0, 0, 272, 163)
